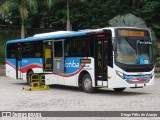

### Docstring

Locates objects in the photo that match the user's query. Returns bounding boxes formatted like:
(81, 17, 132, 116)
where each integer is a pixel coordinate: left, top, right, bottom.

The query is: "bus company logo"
(65, 60, 80, 68)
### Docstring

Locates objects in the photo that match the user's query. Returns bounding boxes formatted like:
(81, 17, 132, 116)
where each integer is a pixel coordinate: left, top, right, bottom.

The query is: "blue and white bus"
(6, 27, 155, 92)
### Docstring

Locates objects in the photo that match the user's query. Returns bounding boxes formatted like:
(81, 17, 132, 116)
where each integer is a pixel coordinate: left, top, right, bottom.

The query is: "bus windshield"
(115, 37, 153, 65)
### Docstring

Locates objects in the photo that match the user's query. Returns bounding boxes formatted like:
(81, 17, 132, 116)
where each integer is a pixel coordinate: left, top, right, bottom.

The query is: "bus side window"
(11, 54, 15, 58)
(65, 35, 93, 57)
(33, 42, 42, 58)
(35, 53, 41, 57)
(7, 44, 16, 58)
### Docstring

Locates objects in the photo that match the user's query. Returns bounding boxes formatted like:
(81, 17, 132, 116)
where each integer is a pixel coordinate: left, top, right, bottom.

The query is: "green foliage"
(133, 0, 160, 38)
(153, 42, 160, 66)
(109, 14, 147, 28)
(0, 0, 37, 21)
(1, 0, 160, 33)
(0, 0, 160, 65)
(108, 13, 156, 41)
(0, 0, 38, 38)
(0, 40, 6, 64)
(0, 29, 20, 65)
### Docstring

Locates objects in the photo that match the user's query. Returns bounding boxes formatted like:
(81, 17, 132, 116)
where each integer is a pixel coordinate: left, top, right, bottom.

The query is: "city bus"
(6, 27, 155, 93)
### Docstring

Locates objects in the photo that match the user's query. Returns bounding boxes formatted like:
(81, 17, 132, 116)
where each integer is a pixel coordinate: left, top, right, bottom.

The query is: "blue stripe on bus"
(6, 57, 85, 75)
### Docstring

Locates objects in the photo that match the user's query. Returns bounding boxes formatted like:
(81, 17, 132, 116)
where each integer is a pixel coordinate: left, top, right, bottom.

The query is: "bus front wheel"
(82, 74, 95, 93)
(114, 88, 126, 92)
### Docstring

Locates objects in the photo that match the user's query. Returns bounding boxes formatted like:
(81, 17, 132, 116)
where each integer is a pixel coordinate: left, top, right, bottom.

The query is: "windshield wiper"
(126, 37, 136, 49)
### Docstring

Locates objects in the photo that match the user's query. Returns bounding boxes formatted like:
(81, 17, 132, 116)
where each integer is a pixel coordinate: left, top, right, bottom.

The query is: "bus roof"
(103, 26, 149, 30)
(33, 31, 73, 37)
(6, 30, 91, 44)
(6, 27, 149, 44)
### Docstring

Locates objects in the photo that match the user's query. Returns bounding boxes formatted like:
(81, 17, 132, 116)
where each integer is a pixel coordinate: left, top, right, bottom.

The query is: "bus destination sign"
(118, 30, 145, 37)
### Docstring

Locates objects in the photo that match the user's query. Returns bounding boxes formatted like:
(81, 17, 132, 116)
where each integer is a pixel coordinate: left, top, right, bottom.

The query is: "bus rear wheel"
(82, 74, 95, 93)
(114, 88, 126, 92)
(27, 71, 33, 85)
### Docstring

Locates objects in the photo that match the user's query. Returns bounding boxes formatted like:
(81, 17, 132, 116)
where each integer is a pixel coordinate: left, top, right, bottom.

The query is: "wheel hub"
(84, 78, 92, 90)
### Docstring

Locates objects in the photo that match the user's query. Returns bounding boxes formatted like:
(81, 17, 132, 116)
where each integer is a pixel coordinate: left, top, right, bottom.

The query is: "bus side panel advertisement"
(65, 57, 84, 74)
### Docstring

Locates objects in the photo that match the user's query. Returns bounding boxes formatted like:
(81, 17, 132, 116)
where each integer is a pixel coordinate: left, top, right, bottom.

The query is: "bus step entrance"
(22, 74, 49, 91)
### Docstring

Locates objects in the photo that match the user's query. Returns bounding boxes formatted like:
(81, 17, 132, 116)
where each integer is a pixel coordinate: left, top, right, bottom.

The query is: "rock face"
(0, 65, 5, 76)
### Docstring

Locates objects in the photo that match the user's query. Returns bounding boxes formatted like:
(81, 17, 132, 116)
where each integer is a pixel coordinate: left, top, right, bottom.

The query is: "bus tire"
(27, 71, 33, 85)
(114, 88, 126, 92)
(82, 74, 95, 93)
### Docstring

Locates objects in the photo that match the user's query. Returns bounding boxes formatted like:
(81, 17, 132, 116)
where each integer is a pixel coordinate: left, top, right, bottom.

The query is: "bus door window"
(98, 40, 103, 70)
(96, 37, 108, 81)
(15, 43, 22, 79)
(103, 40, 108, 72)
(53, 40, 64, 73)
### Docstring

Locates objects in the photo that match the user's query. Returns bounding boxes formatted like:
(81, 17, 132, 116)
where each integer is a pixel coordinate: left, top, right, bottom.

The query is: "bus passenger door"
(53, 40, 65, 84)
(95, 37, 108, 87)
(16, 44, 22, 79)
(43, 41, 53, 71)
(53, 40, 64, 73)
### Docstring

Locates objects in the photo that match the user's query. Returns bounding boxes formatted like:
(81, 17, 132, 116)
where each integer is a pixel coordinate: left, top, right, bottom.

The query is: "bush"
(0, 40, 6, 64)
(0, 29, 20, 65)
(154, 42, 160, 66)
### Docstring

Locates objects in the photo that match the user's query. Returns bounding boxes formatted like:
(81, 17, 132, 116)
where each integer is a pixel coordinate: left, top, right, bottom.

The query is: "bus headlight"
(116, 71, 124, 79)
(116, 71, 134, 80)
(123, 74, 133, 81)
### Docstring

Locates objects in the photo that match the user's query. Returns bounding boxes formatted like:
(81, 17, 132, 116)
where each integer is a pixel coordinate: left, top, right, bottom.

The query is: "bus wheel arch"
(78, 70, 89, 90)
(78, 71, 95, 93)
(26, 69, 33, 85)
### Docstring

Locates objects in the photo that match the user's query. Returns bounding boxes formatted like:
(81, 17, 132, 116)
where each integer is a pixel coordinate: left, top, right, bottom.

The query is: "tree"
(0, 0, 37, 38)
(134, 0, 160, 38)
(45, 0, 85, 31)
(66, 0, 71, 31)
(109, 13, 147, 28)
(45, 0, 72, 31)
(109, 13, 156, 41)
